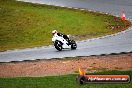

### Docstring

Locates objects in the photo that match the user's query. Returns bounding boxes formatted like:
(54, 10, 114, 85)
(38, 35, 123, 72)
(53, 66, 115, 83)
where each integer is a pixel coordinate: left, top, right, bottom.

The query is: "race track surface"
(0, 0, 132, 62)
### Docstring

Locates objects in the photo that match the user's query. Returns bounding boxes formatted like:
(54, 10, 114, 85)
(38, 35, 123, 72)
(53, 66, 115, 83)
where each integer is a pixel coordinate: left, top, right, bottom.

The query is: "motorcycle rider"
(52, 30, 71, 45)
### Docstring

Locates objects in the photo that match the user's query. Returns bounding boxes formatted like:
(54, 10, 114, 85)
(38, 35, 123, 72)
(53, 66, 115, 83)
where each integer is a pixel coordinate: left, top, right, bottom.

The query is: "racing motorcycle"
(52, 34, 77, 51)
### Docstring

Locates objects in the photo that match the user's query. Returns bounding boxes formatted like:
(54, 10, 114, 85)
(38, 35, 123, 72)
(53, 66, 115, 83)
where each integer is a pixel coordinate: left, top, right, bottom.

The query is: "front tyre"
(54, 40, 63, 51)
(71, 40, 77, 50)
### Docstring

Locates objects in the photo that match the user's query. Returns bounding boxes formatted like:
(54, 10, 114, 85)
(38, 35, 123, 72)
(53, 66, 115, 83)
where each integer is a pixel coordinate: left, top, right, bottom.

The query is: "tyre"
(54, 40, 63, 51)
(71, 40, 77, 50)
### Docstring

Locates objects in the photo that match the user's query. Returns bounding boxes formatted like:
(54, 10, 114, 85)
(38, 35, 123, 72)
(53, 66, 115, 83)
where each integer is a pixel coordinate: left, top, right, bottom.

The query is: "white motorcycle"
(52, 34, 77, 51)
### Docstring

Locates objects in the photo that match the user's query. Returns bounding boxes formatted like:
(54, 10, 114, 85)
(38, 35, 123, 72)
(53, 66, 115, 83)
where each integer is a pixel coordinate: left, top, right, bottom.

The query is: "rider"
(52, 30, 71, 45)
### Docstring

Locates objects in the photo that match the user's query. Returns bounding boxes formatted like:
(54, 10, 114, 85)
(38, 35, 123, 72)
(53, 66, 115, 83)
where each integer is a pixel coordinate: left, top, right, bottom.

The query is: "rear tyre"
(71, 40, 77, 50)
(54, 40, 63, 51)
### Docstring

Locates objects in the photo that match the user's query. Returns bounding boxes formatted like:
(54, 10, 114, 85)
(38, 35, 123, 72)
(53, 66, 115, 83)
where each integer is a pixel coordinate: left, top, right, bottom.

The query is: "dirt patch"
(0, 53, 132, 77)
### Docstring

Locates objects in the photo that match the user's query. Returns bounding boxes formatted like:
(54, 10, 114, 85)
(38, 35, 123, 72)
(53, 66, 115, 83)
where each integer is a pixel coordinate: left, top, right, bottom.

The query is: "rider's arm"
(57, 33, 69, 39)
(57, 33, 63, 36)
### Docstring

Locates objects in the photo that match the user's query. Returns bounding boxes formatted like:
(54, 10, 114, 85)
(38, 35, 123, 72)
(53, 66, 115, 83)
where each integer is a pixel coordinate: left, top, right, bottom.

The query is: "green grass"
(0, 70, 131, 88)
(0, 0, 131, 51)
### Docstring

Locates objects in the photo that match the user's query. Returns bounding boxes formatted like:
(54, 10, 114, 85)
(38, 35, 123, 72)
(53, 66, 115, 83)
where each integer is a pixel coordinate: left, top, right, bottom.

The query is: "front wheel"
(54, 40, 63, 51)
(71, 40, 77, 50)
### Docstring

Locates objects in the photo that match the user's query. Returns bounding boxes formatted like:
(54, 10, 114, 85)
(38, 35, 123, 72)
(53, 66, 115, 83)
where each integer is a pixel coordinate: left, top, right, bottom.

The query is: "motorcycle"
(52, 34, 77, 51)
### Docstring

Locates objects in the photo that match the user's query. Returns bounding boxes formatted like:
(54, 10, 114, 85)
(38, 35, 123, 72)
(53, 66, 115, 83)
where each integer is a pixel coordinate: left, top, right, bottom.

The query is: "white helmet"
(52, 30, 57, 35)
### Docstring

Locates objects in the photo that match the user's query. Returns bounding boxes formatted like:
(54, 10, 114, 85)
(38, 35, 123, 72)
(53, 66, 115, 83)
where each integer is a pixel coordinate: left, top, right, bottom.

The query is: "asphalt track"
(0, 0, 132, 62)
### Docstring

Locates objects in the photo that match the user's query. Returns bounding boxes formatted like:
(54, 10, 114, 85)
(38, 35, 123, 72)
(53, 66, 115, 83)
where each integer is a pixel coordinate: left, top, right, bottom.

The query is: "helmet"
(52, 30, 57, 35)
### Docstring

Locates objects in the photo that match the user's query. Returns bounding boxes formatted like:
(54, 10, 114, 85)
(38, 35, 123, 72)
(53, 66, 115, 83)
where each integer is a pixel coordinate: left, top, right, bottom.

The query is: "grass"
(0, 70, 131, 88)
(0, 0, 131, 51)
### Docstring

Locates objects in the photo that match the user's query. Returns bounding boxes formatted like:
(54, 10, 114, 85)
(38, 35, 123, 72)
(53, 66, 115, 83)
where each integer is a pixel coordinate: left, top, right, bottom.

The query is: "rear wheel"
(54, 40, 63, 51)
(71, 40, 77, 50)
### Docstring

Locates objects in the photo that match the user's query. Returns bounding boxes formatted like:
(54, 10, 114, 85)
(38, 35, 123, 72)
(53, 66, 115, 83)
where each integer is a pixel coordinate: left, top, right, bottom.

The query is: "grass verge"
(0, 70, 131, 88)
(0, 0, 131, 51)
